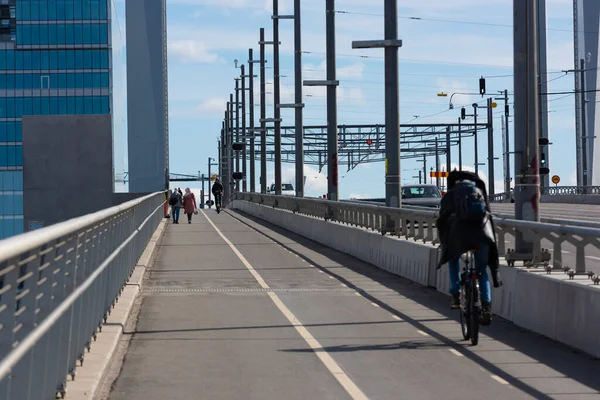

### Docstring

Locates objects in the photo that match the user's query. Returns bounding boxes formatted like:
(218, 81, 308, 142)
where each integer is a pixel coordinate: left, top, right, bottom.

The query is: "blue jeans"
(172, 207, 181, 223)
(448, 243, 491, 303)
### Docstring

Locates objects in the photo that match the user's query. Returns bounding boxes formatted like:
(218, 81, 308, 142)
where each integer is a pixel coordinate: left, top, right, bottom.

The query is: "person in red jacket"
(182, 188, 197, 224)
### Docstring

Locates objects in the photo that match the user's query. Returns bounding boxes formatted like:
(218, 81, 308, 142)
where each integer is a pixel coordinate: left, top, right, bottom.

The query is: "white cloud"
(169, 40, 223, 63)
(196, 98, 228, 114)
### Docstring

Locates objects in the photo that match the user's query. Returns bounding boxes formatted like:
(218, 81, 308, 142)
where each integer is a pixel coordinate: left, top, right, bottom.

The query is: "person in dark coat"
(436, 170, 502, 324)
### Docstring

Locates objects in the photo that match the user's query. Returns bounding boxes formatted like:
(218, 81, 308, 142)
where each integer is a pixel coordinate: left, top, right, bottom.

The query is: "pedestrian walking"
(183, 188, 197, 224)
(169, 189, 183, 224)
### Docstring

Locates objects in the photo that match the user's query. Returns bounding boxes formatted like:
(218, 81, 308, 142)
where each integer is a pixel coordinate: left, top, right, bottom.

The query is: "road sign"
(551, 175, 560, 185)
(210, 174, 217, 181)
(429, 171, 449, 178)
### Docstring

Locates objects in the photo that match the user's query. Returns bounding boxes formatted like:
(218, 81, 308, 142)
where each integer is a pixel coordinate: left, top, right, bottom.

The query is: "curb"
(64, 218, 167, 399)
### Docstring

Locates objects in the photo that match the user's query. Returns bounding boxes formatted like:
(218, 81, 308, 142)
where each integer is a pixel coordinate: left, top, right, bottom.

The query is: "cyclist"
(436, 170, 502, 325)
(211, 178, 224, 209)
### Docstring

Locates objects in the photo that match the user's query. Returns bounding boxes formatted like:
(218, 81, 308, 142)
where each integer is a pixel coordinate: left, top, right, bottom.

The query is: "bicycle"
(214, 192, 222, 214)
(459, 250, 481, 346)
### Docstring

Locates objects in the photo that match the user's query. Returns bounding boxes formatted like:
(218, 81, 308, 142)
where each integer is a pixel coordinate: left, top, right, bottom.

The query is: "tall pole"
(229, 96, 235, 196)
(208, 158, 212, 209)
(201, 173, 205, 208)
(422, 154, 427, 184)
(445, 128, 451, 173)
(503, 90, 511, 193)
(326, 0, 338, 201)
(273, 0, 282, 195)
(435, 138, 440, 189)
(241, 64, 247, 192)
(581, 58, 588, 188)
(259, 28, 267, 194)
(224, 109, 231, 199)
(294, 0, 304, 198)
(573, 0, 583, 186)
(418, 170, 422, 184)
(458, 117, 463, 170)
(537, 0, 550, 190)
(487, 98, 495, 197)
(248, 49, 256, 192)
(513, 0, 541, 254)
(384, 0, 401, 210)
(235, 78, 240, 186)
(473, 104, 479, 174)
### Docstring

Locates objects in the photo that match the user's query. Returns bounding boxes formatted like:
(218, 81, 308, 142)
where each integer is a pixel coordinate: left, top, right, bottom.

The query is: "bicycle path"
(109, 209, 600, 399)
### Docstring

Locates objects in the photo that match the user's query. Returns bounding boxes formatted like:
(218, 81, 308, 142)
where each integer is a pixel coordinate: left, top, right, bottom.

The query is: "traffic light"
(504, 104, 510, 117)
(540, 152, 549, 175)
(461, 107, 466, 120)
(538, 138, 549, 146)
(479, 77, 486, 97)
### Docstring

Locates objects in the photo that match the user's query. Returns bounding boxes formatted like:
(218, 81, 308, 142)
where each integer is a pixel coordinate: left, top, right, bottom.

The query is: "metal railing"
(0, 191, 166, 400)
(491, 186, 600, 202)
(231, 193, 600, 279)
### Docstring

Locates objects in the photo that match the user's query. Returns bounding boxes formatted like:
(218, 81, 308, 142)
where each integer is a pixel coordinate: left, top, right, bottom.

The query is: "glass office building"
(0, 0, 126, 239)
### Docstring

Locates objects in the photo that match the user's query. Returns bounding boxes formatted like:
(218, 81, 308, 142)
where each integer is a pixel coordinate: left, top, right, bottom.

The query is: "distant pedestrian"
(183, 188, 197, 224)
(169, 189, 183, 224)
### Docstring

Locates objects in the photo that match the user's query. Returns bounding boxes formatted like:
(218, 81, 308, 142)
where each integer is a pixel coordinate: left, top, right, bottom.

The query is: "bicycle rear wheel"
(469, 280, 480, 346)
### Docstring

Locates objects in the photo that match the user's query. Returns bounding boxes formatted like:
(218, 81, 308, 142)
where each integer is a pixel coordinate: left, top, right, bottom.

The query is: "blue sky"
(160, 0, 578, 198)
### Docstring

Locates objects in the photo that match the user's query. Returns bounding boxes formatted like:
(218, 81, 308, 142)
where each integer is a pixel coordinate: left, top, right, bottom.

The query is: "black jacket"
(436, 170, 500, 274)
(211, 182, 223, 195)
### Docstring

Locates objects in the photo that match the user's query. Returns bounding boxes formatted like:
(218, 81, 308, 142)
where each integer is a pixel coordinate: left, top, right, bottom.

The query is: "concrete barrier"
(232, 200, 600, 358)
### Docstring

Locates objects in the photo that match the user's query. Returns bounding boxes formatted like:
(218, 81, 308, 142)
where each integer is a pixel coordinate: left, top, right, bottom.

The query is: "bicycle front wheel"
(468, 280, 480, 346)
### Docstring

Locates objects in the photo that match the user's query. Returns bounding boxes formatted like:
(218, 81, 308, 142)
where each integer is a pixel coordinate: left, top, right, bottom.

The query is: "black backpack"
(168, 194, 177, 206)
(453, 179, 487, 223)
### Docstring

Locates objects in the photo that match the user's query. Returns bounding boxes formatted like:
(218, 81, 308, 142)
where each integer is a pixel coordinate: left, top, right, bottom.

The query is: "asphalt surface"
(110, 209, 600, 400)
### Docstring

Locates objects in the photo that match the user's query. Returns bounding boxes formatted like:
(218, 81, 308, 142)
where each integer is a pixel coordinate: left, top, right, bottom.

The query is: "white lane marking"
(586, 255, 600, 261)
(491, 375, 509, 385)
(319, 270, 325, 274)
(391, 315, 402, 321)
(354, 292, 362, 297)
(341, 284, 348, 288)
(201, 211, 368, 400)
(370, 302, 380, 308)
(328, 276, 335, 280)
(449, 349, 463, 357)
(417, 330, 430, 337)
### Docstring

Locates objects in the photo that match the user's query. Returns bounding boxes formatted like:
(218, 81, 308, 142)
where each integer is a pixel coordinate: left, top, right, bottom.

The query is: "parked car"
(401, 184, 442, 208)
(267, 183, 295, 196)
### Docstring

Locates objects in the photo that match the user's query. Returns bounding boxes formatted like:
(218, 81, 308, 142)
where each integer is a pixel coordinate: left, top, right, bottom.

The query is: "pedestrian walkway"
(109, 209, 600, 400)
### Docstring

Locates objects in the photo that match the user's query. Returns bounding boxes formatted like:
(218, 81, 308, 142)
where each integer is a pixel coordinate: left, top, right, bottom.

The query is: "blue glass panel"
(32, 98, 41, 115)
(31, 25, 40, 45)
(82, 0, 92, 19)
(73, 24, 83, 45)
(30, 0, 39, 20)
(41, 98, 50, 115)
(47, 25, 57, 45)
(75, 72, 83, 89)
(0, 51, 6, 70)
(15, 146, 22, 167)
(48, 0, 57, 20)
(6, 146, 16, 167)
(0, 122, 6, 142)
(83, 50, 92, 69)
(58, 50, 67, 69)
(15, 51, 22, 70)
(65, 0, 74, 19)
(66, 73, 75, 88)
(14, 171, 23, 191)
(15, 122, 22, 143)
(6, 98, 14, 118)
(101, 96, 109, 113)
(39, 25, 49, 45)
(92, 72, 101, 88)
(4, 220, 14, 238)
(100, 72, 109, 87)
(49, 50, 59, 69)
(74, 0, 83, 19)
(92, 96, 102, 113)
(14, 74, 23, 90)
(5, 74, 13, 89)
(3, 194, 14, 214)
(23, 51, 31, 70)
(58, 96, 67, 114)
(91, 0, 100, 19)
(99, 23, 108, 44)
(56, 0, 66, 19)
(49, 96, 58, 114)
(13, 195, 23, 218)
(0, 74, 6, 90)
(74, 50, 84, 69)
(58, 73, 67, 89)
(57, 23, 66, 45)
(41, 1, 50, 20)
(84, 96, 93, 114)
(16, 25, 23, 44)
(0, 146, 7, 167)
(23, 97, 33, 116)
(65, 24, 73, 46)
(100, 50, 108, 69)
(0, 98, 6, 118)
(99, 0, 107, 19)
(66, 96, 76, 114)
(6, 121, 14, 142)
(5, 50, 14, 70)
(15, 98, 23, 118)
(91, 23, 100, 44)
(14, 220, 24, 235)
(31, 51, 41, 69)
(83, 72, 93, 88)
(75, 96, 84, 114)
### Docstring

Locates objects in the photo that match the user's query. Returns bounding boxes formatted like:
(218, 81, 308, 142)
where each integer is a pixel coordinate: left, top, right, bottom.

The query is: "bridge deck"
(109, 210, 600, 400)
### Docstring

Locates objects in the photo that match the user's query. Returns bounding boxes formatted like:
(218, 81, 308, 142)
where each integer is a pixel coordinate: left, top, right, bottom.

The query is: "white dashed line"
(370, 302, 380, 308)
(202, 210, 368, 400)
(417, 330, 430, 337)
(391, 315, 402, 321)
(354, 292, 362, 297)
(491, 375, 509, 385)
(586, 255, 600, 261)
(319, 270, 324, 274)
(449, 349, 463, 357)
(328, 276, 335, 280)
(341, 284, 348, 288)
